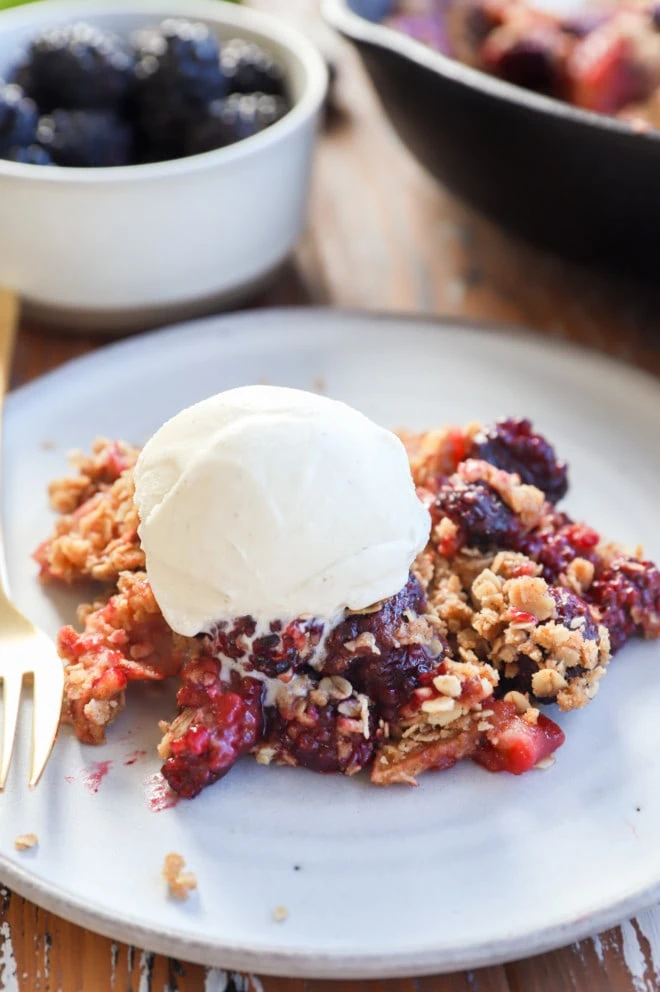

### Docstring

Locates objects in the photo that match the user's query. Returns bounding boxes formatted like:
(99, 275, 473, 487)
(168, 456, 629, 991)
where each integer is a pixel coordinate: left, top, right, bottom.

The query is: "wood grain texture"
(3, 1, 660, 989)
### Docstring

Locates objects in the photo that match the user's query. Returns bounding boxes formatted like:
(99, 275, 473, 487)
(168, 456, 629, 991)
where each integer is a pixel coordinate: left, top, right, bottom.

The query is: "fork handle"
(0, 290, 20, 597)
(0, 291, 17, 395)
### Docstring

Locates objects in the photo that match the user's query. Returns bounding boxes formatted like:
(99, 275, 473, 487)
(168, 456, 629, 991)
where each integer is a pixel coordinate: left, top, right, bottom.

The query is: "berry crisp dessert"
(34, 386, 660, 799)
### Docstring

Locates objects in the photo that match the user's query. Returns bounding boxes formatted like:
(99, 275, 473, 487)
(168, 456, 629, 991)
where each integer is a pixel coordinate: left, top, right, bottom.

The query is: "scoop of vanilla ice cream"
(133, 385, 430, 637)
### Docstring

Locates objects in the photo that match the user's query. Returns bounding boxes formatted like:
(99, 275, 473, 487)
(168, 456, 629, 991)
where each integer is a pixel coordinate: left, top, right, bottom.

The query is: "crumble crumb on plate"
(14, 833, 38, 851)
(162, 852, 197, 901)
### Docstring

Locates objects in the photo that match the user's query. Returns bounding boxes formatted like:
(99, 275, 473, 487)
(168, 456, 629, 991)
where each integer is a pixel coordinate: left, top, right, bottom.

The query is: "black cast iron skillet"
(323, 0, 660, 281)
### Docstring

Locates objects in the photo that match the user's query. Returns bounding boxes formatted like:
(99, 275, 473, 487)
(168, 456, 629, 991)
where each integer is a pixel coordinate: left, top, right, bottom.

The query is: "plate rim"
(3, 306, 660, 978)
(8, 307, 660, 414)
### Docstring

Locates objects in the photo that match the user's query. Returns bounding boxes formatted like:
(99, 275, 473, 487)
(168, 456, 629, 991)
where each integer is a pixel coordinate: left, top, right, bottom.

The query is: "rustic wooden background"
(3, 1, 660, 989)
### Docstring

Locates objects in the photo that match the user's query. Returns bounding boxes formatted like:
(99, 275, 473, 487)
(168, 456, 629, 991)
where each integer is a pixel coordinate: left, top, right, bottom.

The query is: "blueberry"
(36, 110, 133, 167)
(0, 82, 37, 155)
(220, 38, 286, 96)
(13, 22, 135, 112)
(185, 93, 289, 155)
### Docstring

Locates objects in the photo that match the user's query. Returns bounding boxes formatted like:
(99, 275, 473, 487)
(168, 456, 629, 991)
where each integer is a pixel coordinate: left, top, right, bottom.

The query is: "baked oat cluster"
(36, 419, 660, 798)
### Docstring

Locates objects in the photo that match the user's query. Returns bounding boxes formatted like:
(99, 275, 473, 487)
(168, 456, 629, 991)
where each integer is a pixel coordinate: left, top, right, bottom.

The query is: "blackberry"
(185, 93, 289, 155)
(132, 20, 227, 162)
(36, 110, 133, 167)
(484, 25, 569, 98)
(133, 19, 225, 113)
(13, 23, 135, 112)
(499, 588, 599, 702)
(134, 110, 184, 163)
(321, 575, 437, 720)
(323, 574, 427, 662)
(590, 557, 660, 653)
(0, 82, 37, 156)
(5, 144, 52, 165)
(520, 513, 600, 582)
(434, 480, 523, 552)
(220, 38, 286, 96)
(471, 418, 568, 504)
(267, 696, 376, 775)
(348, 644, 440, 722)
(550, 586, 599, 641)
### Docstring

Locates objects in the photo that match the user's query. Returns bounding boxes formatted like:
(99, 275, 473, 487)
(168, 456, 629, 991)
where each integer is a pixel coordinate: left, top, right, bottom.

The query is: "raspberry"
(162, 660, 263, 798)
(474, 700, 565, 774)
(471, 418, 568, 504)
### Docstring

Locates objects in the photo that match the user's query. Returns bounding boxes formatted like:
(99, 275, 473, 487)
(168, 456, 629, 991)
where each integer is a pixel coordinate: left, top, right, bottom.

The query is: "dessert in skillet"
(388, 0, 660, 129)
(35, 386, 660, 798)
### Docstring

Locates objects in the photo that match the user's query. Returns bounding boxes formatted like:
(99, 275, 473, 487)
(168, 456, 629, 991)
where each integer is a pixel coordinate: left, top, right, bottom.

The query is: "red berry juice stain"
(80, 760, 112, 794)
(124, 749, 147, 766)
(143, 772, 179, 812)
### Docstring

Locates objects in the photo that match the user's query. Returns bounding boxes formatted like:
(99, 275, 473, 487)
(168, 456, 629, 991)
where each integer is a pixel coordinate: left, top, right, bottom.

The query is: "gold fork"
(0, 291, 64, 789)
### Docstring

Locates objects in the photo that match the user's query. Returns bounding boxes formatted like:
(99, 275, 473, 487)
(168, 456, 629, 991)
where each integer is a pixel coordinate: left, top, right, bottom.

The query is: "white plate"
(2, 309, 660, 979)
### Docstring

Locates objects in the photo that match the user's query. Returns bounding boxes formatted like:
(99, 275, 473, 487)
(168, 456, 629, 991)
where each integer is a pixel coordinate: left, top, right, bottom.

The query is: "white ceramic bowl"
(0, 0, 327, 330)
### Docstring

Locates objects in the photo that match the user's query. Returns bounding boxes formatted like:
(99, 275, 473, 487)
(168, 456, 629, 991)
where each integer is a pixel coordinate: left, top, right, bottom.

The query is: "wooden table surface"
(4, 3, 660, 990)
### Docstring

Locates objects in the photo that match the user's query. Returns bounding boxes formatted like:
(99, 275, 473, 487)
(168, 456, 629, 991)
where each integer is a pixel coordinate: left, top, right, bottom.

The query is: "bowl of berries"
(0, 0, 327, 329)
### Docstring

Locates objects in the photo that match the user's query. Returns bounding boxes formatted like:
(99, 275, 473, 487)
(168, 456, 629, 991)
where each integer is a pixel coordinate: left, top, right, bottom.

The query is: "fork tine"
(0, 674, 23, 790)
(29, 658, 64, 789)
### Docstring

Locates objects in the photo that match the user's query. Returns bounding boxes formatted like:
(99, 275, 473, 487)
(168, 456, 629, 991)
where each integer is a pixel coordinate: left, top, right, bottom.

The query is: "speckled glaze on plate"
(1, 308, 660, 978)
